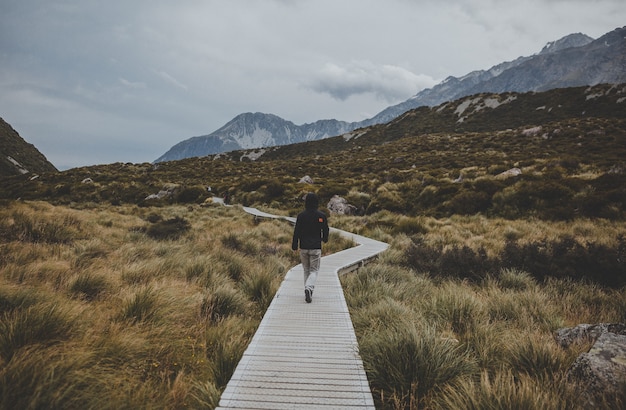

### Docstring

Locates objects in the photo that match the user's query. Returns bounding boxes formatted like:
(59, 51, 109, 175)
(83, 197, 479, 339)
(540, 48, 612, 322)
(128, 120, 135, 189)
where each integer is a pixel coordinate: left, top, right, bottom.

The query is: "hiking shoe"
(305, 288, 312, 303)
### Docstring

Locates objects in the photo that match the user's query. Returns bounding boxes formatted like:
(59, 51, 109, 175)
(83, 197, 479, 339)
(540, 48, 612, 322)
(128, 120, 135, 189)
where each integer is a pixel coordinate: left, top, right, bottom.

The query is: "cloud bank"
(309, 61, 439, 102)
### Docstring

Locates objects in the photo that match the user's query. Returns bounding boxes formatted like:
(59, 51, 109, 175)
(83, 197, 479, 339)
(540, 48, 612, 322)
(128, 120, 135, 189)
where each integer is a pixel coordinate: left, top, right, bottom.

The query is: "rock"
(495, 167, 522, 179)
(327, 195, 357, 216)
(521, 126, 542, 137)
(567, 332, 626, 405)
(555, 323, 626, 348)
(82, 178, 94, 184)
(145, 183, 181, 201)
(299, 175, 314, 184)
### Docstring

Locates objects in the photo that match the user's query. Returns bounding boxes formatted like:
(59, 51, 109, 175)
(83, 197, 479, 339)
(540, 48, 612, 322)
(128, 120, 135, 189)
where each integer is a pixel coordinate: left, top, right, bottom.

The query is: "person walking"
(292, 193, 329, 303)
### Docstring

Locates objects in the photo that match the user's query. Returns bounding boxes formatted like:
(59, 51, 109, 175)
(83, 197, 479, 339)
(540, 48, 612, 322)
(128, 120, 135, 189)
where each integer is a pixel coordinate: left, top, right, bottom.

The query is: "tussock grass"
(340, 211, 625, 409)
(0, 201, 306, 408)
(241, 265, 280, 311)
(68, 271, 110, 300)
(361, 322, 478, 408)
(0, 303, 73, 362)
(117, 286, 161, 324)
(2, 198, 623, 408)
(431, 370, 584, 410)
(205, 316, 256, 388)
(201, 285, 248, 323)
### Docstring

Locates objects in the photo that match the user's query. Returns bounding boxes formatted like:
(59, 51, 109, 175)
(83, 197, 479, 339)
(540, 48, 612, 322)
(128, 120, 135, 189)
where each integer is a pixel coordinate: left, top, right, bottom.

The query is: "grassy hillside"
(2, 87, 624, 221)
(0, 118, 58, 177)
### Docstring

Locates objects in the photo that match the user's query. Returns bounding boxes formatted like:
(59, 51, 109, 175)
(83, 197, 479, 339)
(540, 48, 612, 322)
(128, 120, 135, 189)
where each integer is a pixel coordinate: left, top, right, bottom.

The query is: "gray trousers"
(300, 249, 321, 292)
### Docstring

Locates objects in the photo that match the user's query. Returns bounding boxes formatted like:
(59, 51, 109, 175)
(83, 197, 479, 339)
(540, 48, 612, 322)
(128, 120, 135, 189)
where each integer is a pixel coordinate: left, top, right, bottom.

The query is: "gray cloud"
(309, 61, 438, 102)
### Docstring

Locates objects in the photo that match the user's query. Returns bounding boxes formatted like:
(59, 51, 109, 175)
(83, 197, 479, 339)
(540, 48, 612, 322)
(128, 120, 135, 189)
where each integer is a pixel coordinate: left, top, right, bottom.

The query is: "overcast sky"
(1, 0, 624, 170)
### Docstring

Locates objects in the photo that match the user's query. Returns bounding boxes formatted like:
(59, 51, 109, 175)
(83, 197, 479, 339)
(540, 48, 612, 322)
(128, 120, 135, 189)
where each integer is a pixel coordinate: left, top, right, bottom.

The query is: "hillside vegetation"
(0, 117, 57, 177)
(1, 84, 625, 409)
(1, 85, 624, 223)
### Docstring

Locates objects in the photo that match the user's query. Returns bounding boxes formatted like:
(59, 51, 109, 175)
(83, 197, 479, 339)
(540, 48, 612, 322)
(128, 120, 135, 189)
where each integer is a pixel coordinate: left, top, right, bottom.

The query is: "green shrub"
(176, 185, 207, 203)
(263, 180, 285, 201)
(316, 183, 349, 203)
(405, 235, 626, 287)
(447, 190, 492, 215)
(405, 237, 492, 282)
(501, 235, 626, 287)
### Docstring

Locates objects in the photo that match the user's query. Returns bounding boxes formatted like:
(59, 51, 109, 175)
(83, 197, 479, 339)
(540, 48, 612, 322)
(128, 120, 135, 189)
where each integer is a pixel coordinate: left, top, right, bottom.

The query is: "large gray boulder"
(567, 332, 626, 406)
(327, 195, 357, 216)
(555, 323, 626, 348)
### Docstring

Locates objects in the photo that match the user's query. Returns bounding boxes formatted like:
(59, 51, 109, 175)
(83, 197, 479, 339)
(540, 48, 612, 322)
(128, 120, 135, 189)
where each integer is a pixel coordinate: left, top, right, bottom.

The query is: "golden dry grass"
(0, 200, 301, 409)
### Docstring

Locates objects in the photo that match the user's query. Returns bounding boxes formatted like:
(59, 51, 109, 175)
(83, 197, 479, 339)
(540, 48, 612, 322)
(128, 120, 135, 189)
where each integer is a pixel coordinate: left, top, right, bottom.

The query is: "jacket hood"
(304, 193, 319, 210)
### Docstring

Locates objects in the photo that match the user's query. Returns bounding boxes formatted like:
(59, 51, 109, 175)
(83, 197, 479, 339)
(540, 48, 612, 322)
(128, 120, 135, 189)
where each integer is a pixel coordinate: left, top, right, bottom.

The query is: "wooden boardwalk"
(216, 205, 388, 409)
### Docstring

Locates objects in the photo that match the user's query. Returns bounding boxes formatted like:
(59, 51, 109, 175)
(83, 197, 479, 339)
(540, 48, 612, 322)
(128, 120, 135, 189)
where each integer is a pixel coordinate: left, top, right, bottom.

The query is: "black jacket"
(292, 208, 329, 250)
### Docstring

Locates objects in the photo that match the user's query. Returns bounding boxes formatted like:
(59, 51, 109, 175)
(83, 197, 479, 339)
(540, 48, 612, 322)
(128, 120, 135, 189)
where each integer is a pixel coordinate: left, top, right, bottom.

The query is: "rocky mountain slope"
(155, 113, 359, 162)
(0, 117, 57, 177)
(222, 83, 626, 161)
(156, 26, 625, 162)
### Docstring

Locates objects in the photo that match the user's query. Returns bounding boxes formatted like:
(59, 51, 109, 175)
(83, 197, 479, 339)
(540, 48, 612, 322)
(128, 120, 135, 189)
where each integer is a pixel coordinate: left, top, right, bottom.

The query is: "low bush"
(404, 234, 626, 287)
(405, 237, 492, 281)
(501, 235, 626, 287)
(176, 185, 208, 203)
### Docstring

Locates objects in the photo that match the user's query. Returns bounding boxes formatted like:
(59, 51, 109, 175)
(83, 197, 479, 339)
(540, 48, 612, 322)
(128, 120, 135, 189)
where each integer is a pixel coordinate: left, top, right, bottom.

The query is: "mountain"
(248, 83, 626, 161)
(156, 27, 625, 163)
(0, 117, 57, 177)
(367, 32, 596, 123)
(155, 113, 358, 162)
